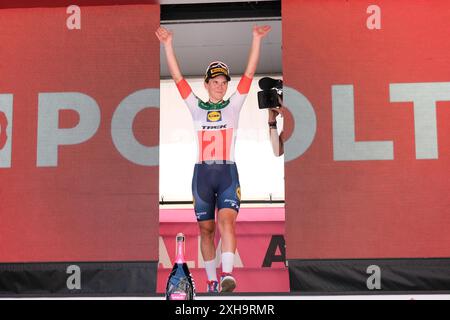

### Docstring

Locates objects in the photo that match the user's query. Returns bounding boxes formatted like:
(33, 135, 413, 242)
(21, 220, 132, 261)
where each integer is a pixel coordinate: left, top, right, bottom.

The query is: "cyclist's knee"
(199, 220, 216, 238)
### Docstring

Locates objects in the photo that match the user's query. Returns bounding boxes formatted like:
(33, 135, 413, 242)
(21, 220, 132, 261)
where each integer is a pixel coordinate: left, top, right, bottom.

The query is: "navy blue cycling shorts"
(192, 162, 241, 221)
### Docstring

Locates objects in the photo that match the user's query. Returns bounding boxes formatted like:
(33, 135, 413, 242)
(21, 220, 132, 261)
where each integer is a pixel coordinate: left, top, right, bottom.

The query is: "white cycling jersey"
(176, 76, 252, 163)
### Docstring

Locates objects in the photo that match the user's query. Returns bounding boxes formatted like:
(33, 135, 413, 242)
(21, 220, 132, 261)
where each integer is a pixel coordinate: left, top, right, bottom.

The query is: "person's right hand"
(155, 26, 173, 45)
(269, 107, 284, 122)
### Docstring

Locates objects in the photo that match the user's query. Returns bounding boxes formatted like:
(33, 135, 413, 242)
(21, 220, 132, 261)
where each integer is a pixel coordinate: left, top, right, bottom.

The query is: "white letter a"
(66, 265, 81, 290)
(366, 5, 381, 30)
(66, 5, 81, 30)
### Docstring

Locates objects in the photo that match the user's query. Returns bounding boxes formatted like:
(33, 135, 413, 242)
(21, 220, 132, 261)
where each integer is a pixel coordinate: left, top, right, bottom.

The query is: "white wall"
(159, 75, 284, 202)
(159, 21, 281, 78)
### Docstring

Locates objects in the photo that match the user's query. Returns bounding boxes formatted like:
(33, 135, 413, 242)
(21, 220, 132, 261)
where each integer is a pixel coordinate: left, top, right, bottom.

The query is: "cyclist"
(156, 24, 271, 293)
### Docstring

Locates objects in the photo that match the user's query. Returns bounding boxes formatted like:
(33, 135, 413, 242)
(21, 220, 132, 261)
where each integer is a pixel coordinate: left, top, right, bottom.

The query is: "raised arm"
(155, 26, 183, 83)
(243, 25, 272, 79)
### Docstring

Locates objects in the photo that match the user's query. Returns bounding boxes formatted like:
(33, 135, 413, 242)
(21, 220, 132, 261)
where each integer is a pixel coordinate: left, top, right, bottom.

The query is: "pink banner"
(283, 0, 450, 259)
(0, 4, 160, 262)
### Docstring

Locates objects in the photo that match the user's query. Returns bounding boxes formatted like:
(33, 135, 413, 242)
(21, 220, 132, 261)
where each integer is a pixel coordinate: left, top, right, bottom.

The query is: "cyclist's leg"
(198, 219, 216, 261)
(217, 208, 238, 254)
(216, 163, 240, 254)
(216, 164, 240, 292)
(192, 164, 217, 262)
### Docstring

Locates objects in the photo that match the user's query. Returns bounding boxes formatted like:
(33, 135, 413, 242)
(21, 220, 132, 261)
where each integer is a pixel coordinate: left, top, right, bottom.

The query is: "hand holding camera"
(257, 77, 283, 109)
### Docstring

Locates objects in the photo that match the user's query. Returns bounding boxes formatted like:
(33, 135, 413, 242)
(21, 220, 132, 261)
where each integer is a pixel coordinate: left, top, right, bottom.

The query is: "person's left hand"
(253, 25, 272, 39)
(155, 26, 173, 45)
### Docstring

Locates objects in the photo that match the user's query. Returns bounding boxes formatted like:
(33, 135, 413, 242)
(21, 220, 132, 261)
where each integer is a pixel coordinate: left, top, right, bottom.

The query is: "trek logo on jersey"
(201, 124, 227, 130)
(207, 111, 222, 122)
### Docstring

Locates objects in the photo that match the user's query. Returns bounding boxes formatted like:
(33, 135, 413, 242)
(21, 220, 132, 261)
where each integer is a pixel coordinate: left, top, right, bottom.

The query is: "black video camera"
(257, 77, 283, 109)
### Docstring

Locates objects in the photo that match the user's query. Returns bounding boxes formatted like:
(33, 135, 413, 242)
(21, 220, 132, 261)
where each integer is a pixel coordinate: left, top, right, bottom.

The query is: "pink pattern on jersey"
(176, 78, 192, 99)
(198, 128, 233, 162)
(237, 75, 252, 94)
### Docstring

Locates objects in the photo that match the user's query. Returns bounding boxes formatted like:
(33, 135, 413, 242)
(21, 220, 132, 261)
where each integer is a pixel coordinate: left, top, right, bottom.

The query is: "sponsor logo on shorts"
(224, 199, 239, 210)
(236, 186, 241, 201)
(196, 211, 208, 219)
